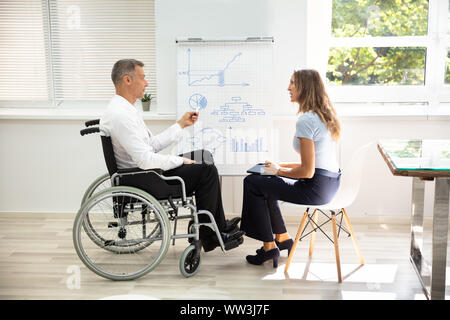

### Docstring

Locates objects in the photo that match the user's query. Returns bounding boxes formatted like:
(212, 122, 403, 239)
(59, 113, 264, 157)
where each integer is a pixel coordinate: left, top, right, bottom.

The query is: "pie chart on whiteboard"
(189, 94, 207, 111)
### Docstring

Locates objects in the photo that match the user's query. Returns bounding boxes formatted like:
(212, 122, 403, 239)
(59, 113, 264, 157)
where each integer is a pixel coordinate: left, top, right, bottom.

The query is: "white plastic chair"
(283, 142, 372, 282)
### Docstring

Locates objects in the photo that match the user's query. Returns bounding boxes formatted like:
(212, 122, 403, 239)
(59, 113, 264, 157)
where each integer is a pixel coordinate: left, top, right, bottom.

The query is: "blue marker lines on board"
(210, 97, 265, 122)
(179, 48, 250, 87)
(187, 127, 226, 155)
(189, 94, 208, 111)
(227, 126, 268, 153)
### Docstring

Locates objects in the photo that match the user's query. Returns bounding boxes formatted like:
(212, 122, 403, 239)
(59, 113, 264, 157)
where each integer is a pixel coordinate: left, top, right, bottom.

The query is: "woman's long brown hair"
(293, 69, 341, 141)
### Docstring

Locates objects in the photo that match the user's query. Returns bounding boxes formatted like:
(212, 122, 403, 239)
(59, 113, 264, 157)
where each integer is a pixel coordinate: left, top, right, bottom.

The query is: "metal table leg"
(410, 177, 450, 300)
(410, 177, 429, 297)
(430, 178, 449, 300)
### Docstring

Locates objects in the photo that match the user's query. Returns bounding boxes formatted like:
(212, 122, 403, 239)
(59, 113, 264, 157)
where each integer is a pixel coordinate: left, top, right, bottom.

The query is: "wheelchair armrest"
(114, 168, 187, 204)
(116, 167, 163, 175)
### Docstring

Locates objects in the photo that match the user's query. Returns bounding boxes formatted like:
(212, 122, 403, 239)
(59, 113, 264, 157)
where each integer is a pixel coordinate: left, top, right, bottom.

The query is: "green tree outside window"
(328, 0, 429, 86)
(446, 48, 450, 84)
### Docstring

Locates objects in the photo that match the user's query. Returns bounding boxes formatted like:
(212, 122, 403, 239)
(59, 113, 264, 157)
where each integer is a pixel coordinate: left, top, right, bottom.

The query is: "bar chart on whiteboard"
(176, 40, 274, 175)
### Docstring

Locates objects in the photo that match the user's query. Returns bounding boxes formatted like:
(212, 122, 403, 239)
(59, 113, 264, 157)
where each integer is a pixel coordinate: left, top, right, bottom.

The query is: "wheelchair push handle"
(80, 127, 100, 136)
(85, 119, 100, 127)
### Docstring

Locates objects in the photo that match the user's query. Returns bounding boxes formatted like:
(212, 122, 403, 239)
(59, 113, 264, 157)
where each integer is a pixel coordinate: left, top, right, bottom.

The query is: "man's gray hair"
(111, 59, 144, 87)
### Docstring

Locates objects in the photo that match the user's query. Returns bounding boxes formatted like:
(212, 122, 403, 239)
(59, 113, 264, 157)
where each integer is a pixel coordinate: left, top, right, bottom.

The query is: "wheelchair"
(74, 119, 238, 281)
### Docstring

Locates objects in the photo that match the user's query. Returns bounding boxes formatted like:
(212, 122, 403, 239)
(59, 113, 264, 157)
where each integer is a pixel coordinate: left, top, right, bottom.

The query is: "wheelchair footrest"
(224, 237, 244, 251)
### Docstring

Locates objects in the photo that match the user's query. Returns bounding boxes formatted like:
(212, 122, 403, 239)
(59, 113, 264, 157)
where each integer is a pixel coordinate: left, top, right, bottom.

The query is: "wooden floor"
(0, 212, 447, 300)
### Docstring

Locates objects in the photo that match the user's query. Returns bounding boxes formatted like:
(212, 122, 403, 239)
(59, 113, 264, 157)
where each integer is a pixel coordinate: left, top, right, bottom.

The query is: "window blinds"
(0, 0, 157, 105)
(49, 0, 157, 101)
(0, 0, 51, 102)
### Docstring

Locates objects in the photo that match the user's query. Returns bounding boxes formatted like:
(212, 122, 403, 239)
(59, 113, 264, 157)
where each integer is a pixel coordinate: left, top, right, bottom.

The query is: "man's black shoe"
(224, 217, 241, 232)
(224, 236, 244, 251)
(221, 230, 245, 243)
(202, 230, 245, 252)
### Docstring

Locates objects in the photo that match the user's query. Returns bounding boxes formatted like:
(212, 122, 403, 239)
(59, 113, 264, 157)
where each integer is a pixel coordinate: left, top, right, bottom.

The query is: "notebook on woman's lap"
(246, 163, 265, 174)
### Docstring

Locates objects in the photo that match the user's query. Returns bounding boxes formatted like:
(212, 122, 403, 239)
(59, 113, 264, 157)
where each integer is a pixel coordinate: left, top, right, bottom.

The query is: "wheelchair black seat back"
(97, 121, 184, 200)
(100, 133, 117, 177)
(73, 119, 228, 281)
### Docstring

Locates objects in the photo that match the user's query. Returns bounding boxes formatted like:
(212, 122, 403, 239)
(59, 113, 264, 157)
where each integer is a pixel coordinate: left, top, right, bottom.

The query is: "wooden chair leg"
(342, 208, 364, 265)
(308, 209, 318, 257)
(331, 213, 342, 283)
(285, 210, 309, 272)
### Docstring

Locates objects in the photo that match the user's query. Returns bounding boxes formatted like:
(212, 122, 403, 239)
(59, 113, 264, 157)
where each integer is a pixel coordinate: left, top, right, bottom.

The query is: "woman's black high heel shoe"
(275, 239, 294, 255)
(246, 248, 280, 268)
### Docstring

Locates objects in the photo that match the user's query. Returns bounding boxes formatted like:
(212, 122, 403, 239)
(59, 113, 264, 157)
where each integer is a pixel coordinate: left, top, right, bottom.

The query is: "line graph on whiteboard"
(178, 48, 250, 87)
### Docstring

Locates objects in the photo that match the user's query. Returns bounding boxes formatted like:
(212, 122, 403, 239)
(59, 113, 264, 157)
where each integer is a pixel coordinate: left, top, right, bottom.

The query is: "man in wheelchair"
(100, 59, 244, 252)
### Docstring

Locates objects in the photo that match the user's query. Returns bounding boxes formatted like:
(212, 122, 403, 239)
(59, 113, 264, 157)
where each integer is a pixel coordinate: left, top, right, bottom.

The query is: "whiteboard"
(176, 39, 275, 175)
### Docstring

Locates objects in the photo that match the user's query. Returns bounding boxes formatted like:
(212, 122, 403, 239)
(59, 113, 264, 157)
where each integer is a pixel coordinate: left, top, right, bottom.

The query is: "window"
(0, 0, 157, 108)
(315, 0, 450, 105)
(0, 1, 51, 105)
(327, 47, 426, 86)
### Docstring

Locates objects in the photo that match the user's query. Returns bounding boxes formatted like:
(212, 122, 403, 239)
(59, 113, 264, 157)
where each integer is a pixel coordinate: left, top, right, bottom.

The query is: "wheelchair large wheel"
(80, 173, 116, 251)
(73, 186, 171, 281)
(80, 173, 110, 206)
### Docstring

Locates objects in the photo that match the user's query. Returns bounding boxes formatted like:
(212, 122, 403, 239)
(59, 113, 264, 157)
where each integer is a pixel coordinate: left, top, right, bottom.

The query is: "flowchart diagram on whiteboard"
(176, 38, 274, 175)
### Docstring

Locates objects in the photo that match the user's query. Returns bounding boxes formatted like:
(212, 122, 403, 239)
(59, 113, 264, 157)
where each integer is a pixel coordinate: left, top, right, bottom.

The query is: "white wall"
(1, 0, 449, 217)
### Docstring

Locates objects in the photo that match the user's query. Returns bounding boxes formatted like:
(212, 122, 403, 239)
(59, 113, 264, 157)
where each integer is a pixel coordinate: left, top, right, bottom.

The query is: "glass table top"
(378, 139, 450, 171)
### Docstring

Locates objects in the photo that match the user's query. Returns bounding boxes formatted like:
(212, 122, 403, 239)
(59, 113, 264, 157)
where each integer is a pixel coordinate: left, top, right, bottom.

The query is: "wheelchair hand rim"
(73, 186, 171, 281)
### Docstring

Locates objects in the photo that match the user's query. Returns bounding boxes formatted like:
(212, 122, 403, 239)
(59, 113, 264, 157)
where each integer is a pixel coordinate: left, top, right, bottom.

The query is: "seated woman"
(240, 69, 341, 267)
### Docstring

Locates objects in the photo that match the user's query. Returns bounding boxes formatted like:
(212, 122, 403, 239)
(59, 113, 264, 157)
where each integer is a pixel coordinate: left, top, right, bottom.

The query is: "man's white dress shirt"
(100, 94, 184, 171)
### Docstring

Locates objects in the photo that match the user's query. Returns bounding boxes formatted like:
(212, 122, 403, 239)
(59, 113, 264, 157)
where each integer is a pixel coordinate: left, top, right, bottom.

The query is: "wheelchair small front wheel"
(179, 245, 202, 278)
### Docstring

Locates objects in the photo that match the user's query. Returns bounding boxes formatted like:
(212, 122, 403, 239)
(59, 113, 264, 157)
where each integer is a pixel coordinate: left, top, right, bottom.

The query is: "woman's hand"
(262, 160, 280, 175)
